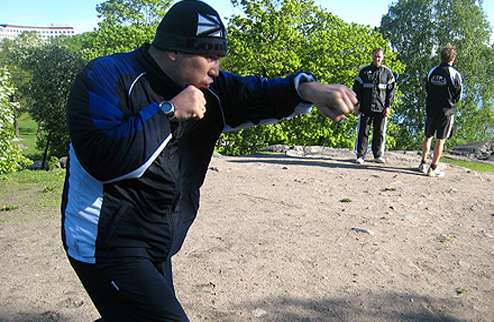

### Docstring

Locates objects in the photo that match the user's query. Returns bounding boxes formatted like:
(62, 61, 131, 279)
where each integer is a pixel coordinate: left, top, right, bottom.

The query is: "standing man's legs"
(416, 114, 435, 173)
(372, 113, 387, 160)
(356, 114, 372, 161)
(430, 114, 453, 168)
(430, 138, 446, 168)
(421, 136, 433, 164)
(421, 114, 453, 176)
(416, 135, 433, 173)
(426, 137, 447, 176)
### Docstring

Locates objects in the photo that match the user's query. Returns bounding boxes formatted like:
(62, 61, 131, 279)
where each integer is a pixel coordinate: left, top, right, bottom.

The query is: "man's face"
(373, 50, 384, 67)
(171, 53, 221, 89)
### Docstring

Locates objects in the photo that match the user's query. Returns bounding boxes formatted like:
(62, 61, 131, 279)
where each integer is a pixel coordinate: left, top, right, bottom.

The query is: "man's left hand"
(384, 107, 391, 117)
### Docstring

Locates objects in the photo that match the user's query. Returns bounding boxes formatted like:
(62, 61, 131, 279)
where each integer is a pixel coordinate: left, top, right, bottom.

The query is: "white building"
(0, 24, 78, 40)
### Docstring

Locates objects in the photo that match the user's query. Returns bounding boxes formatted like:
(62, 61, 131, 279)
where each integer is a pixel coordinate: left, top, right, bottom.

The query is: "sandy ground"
(1, 148, 493, 322)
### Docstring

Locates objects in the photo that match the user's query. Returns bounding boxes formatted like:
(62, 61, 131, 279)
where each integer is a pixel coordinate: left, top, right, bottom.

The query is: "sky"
(1, 0, 494, 35)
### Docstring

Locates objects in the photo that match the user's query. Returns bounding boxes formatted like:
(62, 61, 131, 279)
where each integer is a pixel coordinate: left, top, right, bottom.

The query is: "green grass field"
(0, 169, 65, 218)
(441, 156, 494, 173)
(18, 113, 44, 160)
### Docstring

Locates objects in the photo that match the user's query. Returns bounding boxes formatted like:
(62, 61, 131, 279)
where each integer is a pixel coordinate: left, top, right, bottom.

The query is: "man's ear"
(167, 51, 179, 62)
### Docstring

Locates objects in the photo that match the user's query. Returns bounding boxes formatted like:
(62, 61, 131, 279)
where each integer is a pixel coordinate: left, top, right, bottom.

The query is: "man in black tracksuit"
(61, 1, 358, 321)
(416, 43, 462, 176)
(353, 48, 395, 164)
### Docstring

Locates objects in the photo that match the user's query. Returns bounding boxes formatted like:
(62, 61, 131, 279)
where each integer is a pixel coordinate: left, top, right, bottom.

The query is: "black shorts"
(424, 114, 454, 139)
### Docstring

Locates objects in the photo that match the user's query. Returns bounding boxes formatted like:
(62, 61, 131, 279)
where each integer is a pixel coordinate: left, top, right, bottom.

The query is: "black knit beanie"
(152, 0, 227, 56)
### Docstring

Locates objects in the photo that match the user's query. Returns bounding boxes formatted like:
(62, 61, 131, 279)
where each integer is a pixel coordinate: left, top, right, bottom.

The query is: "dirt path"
(1, 149, 493, 321)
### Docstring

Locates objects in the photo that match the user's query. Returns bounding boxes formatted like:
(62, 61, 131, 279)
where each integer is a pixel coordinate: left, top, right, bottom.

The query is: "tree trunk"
(10, 96, 20, 137)
(37, 120, 44, 136)
(42, 139, 50, 170)
(14, 115, 20, 137)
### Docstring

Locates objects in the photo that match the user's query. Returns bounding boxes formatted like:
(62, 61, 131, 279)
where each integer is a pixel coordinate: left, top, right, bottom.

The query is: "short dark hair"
(373, 48, 384, 55)
(440, 43, 457, 64)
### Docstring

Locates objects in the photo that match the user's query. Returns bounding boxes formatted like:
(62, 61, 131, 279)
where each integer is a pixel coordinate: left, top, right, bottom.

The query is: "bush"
(0, 67, 33, 174)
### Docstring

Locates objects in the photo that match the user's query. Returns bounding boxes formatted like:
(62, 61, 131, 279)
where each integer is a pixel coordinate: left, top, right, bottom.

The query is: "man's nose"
(209, 60, 220, 77)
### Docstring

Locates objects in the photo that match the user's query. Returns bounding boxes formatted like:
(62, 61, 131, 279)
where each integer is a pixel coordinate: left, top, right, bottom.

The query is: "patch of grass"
(340, 198, 352, 203)
(17, 113, 43, 160)
(442, 156, 494, 173)
(42, 184, 60, 193)
(440, 234, 454, 243)
(7, 169, 65, 184)
(1, 205, 19, 211)
(0, 169, 65, 224)
(456, 287, 469, 295)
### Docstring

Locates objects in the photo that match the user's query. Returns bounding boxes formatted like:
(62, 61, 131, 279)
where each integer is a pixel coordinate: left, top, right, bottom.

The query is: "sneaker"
(416, 163, 427, 174)
(427, 167, 445, 177)
(356, 157, 364, 164)
(374, 157, 385, 163)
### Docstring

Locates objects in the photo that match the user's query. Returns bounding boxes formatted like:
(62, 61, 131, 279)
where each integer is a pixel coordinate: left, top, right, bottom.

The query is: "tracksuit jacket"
(353, 63, 395, 115)
(61, 43, 314, 265)
(426, 63, 463, 117)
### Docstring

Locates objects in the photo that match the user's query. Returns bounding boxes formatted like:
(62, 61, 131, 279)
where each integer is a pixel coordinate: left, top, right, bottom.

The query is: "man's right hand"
(171, 85, 207, 121)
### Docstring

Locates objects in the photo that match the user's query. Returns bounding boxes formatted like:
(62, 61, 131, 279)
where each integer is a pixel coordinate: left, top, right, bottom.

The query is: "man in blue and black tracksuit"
(416, 43, 462, 176)
(353, 48, 395, 164)
(61, 1, 358, 321)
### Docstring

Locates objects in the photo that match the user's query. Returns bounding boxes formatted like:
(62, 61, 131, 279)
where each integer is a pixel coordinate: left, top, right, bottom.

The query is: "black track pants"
(68, 255, 189, 322)
(356, 112, 387, 159)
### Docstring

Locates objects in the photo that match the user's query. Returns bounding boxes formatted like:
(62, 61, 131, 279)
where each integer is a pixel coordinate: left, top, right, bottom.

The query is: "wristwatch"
(159, 101, 176, 122)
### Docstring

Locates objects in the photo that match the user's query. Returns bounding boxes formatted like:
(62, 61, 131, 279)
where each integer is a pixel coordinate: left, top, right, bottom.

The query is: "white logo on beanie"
(196, 13, 224, 38)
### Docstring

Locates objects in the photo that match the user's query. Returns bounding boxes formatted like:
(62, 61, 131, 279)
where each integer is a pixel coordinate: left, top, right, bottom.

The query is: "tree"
(96, 0, 173, 28)
(0, 34, 43, 138)
(5, 33, 87, 162)
(27, 44, 87, 160)
(0, 0, 174, 166)
(216, 0, 404, 155)
(79, 24, 155, 60)
(0, 67, 32, 174)
(79, 0, 173, 60)
(380, 0, 494, 150)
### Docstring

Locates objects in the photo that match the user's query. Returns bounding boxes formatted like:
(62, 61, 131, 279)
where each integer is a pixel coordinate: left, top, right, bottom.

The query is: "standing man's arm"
(453, 71, 463, 103)
(353, 70, 364, 116)
(384, 70, 396, 117)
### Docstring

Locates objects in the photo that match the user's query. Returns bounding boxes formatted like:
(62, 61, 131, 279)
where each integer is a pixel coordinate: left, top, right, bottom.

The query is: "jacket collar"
(135, 43, 183, 95)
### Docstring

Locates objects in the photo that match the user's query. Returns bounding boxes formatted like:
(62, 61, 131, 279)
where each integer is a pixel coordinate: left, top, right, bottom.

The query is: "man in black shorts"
(416, 43, 462, 176)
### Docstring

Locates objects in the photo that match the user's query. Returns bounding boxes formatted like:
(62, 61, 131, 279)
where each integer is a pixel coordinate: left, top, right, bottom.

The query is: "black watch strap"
(159, 101, 176, 122)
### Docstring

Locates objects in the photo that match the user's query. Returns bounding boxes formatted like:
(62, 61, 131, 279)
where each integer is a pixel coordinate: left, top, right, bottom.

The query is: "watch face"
(161, 102, 174, 113)
(160, 101, 176, 122)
